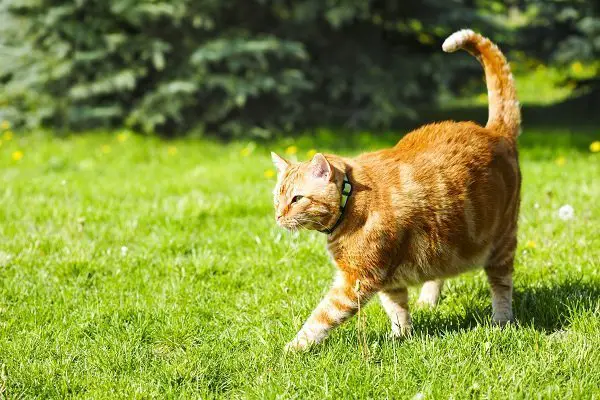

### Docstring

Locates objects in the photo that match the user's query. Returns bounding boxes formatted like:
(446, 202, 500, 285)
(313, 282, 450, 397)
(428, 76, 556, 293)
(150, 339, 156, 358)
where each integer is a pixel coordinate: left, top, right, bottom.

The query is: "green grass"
(0, 124, 599, 399)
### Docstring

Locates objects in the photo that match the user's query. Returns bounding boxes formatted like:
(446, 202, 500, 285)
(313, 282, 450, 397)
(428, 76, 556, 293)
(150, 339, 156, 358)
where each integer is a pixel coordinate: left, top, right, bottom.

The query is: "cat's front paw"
(390, 324, 413, 339)
(284, 336, 314, 353)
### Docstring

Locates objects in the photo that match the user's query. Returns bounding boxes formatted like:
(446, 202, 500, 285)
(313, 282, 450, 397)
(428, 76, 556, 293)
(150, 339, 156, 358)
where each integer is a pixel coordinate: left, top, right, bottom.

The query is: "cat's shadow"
(371, 280, 599, 341)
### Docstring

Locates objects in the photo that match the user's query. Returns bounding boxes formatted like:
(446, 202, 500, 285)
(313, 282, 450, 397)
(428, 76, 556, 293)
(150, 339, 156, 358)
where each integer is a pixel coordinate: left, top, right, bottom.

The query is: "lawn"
(0, 122, 599, 398)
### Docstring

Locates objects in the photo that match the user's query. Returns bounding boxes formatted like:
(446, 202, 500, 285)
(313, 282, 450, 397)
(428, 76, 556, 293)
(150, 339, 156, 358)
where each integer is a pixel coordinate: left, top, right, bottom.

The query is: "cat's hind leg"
(379, 287, 412, 338)
(485, 236, 516, 326)
(416, 279, 444, 307)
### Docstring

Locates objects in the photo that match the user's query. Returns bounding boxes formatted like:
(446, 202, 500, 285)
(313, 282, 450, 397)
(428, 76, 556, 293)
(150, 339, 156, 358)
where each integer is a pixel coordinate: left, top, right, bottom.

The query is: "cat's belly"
(387, 245, 492, 287)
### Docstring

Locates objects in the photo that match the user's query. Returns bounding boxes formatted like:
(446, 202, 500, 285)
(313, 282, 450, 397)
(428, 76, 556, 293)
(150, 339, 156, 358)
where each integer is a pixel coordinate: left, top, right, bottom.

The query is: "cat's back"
(395, 120, 513, 164)
(359, 121, 517, 178)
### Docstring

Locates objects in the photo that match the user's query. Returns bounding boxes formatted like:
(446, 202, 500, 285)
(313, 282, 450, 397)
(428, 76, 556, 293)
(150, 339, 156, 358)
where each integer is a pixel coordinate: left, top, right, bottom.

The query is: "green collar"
(320, 174, 352, 234)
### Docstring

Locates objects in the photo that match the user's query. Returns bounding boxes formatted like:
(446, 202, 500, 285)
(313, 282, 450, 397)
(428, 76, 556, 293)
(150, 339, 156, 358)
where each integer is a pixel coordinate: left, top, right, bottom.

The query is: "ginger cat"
(271, 30, 521, 351)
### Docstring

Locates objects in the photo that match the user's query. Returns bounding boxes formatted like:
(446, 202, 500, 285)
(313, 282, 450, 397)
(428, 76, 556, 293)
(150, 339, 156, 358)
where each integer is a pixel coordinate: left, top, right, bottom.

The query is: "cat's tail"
(442, 29, 521, 137)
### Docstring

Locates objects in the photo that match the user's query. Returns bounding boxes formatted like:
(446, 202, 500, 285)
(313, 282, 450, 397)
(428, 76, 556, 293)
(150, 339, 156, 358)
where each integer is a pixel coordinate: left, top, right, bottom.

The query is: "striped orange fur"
(272, 30, 522, 351)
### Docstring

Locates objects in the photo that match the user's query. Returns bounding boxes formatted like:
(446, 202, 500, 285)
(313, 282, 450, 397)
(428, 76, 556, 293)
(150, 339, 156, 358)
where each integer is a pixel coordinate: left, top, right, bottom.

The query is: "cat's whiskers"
(293, 216, 329, 231)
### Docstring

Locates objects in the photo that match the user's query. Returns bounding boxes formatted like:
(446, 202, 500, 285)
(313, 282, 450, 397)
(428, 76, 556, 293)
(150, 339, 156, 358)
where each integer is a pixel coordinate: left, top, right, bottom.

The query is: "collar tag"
(320, 174, 352, 235)
(340, 179, 352, 208)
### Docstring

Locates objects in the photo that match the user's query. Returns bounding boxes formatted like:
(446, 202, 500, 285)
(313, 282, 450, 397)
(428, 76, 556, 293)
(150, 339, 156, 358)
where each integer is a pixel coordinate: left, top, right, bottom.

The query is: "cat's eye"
(291, 195, 304, 204)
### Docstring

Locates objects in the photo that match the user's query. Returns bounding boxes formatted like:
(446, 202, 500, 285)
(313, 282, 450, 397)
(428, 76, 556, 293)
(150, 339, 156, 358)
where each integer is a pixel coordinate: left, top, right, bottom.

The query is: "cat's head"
(271, 152, 342, 231)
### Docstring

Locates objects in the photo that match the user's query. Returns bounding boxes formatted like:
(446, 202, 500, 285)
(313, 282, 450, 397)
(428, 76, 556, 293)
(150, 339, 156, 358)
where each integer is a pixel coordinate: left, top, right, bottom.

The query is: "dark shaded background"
(0, 0, 598, 137)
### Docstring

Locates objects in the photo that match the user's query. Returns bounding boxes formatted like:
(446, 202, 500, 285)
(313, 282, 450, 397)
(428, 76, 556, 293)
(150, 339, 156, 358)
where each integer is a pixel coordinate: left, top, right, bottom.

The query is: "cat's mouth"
(278, 220, 303, 231)
(277, 217, 309, 231)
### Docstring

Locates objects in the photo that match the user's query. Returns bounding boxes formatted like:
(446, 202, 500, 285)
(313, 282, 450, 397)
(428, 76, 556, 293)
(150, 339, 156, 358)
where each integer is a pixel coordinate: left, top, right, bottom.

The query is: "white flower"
(558, 204, 574, 221)
(121, 246, 129, 256)
(412, 393, 425, 400)
(534, 202, 540, 209)
(0, 251, 13, 268)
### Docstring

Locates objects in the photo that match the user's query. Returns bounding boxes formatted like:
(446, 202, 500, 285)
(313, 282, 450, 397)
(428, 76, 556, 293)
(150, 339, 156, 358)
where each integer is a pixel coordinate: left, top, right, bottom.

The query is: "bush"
(519, 0, 600, 95)
(0, 0, 501, 137)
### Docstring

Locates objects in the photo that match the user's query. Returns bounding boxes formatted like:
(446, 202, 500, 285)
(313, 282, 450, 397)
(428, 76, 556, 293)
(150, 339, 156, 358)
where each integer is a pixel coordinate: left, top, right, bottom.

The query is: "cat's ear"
(271, 152, 289, 174)
(309, 153, 332, 181)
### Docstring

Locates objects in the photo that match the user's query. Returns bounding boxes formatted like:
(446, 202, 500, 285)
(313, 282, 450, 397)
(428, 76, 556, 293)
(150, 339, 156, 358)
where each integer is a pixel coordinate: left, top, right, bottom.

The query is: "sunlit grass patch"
(0, 127, 598, 398)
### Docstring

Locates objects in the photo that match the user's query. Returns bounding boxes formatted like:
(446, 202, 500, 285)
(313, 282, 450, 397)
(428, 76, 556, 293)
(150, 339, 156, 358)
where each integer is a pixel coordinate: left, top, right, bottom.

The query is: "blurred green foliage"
(518, 0, 600, 93)
(0, 0, 597, 137)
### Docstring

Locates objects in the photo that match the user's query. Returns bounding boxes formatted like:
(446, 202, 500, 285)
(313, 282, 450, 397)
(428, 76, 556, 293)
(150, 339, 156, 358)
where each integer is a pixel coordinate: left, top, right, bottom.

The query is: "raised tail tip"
(442, 29, 477, 53)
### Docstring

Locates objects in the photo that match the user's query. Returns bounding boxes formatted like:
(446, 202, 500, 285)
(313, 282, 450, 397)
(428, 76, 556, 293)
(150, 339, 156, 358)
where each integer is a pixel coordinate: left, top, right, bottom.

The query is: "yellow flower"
(101, 145, 111, 154)
(167, 146, 178, 156)
(11, 150, 23, 161)
(264, 169, 275, 178)
(590, 141, 600, 153)
(285, 145, 297, 155)
(417, 33, 434, 45)
(306, 149, 317, 158)
(117, 132, 129, 143)
(3, 131, 13, 141)
(0, 120, 9, 130)
(555, 156, 566, 166)
(525, 240, 536, 249)
(570, 61, 583, 74)
(239, 142, 256, 157)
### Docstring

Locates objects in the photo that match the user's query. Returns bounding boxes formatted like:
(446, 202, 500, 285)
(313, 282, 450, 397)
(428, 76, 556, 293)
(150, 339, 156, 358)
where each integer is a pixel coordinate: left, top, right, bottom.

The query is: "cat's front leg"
(379, 287, 413, 338)
(285, 272, 377, 352)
